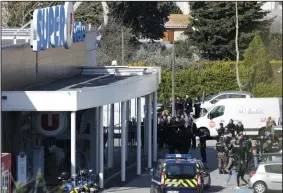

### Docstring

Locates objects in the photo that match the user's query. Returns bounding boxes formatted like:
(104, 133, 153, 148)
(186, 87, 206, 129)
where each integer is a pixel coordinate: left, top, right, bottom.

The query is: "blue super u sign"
(32, 2, 85, 52)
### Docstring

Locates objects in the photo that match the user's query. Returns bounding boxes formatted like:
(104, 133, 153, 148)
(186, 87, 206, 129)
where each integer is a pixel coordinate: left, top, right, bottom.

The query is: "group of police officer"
(215, 117, 282, 176)
(157, 95, 208, 163)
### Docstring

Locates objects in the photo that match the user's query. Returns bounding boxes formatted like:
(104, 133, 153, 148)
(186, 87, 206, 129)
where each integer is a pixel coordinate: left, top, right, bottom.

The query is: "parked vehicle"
(249, 161, 282, 193)
(200, 91, 254, 115)
(194, 98, 282, 137)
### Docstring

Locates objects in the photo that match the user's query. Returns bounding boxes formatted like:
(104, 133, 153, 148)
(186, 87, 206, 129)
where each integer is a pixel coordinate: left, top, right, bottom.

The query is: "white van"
(200, 91, 254, 115)
(194, 98, 282, 137)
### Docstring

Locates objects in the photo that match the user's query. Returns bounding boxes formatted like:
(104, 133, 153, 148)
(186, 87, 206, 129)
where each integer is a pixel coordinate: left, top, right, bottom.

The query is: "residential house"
(162, 14, 190, 42)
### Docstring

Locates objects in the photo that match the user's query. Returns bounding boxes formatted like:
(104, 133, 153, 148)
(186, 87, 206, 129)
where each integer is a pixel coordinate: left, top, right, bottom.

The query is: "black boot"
(219, 169, 223, 174)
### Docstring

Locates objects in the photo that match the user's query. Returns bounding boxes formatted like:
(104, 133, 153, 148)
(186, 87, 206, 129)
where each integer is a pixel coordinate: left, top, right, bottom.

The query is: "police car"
(150, 154, 211, 193)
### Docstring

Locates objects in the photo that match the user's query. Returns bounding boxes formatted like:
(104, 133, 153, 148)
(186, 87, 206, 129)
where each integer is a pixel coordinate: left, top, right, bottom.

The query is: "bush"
(252, 83, 282, 97)
(130, 60, 282, 101)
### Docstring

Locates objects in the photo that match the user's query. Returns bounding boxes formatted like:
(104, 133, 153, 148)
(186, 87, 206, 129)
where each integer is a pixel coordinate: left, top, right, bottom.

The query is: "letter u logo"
(36, 112, 68, 136)
(41, 113, 59, 131)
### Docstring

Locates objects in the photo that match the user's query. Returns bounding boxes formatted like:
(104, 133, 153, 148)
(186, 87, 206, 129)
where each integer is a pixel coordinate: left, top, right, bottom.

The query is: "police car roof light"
(165, 154, 192, 159)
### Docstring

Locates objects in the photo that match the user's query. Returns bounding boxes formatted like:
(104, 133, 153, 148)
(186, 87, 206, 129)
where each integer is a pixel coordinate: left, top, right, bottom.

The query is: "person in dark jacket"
(167, 117, 178, 153)
(236, 159, 248, 189)
(235, 122, 244, 135)
(225, 152, 237, 187)
(217, 123, 225, 141)
(193, 96, 201, 119)
(184, 95, 193, 116)
(196, 128, 208, 163)
(226, 119, 236, 137)
(188, 117, 197, 149)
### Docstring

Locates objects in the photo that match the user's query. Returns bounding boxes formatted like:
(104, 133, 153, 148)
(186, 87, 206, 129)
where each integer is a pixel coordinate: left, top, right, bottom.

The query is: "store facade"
(1, 2, 160, 190)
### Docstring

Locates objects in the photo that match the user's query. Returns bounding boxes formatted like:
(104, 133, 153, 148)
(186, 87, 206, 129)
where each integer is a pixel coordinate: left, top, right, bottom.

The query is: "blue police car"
(150, 154, 211, 193)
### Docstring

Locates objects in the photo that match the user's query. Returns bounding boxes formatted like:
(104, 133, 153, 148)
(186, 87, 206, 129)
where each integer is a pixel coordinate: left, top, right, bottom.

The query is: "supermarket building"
(1, 2, 160, 189)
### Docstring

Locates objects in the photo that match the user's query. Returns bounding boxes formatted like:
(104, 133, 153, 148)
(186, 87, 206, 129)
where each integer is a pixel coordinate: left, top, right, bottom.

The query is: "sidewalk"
(102, 148, 168, 191)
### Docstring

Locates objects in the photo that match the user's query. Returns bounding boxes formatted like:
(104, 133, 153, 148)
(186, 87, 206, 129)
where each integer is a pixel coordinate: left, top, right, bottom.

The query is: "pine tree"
(243, 35, 273, 89)
(185, 2, 273, 60)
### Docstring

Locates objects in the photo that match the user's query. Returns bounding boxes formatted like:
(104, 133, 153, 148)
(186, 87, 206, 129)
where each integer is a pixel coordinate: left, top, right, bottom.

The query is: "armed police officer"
(216, 136, 229, 174)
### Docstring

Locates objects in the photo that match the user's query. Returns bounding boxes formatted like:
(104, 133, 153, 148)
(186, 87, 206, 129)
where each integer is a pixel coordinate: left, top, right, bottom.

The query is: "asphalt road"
(102, 140, 252, 193)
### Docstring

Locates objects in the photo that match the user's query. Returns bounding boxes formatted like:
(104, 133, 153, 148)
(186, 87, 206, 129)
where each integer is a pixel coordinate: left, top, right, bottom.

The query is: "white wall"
(2, 42, 87, 91)
(174, 30, 187, 41)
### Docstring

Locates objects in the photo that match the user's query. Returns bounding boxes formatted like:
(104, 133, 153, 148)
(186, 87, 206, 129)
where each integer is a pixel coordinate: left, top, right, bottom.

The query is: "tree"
(266, 34, 282, 60)
(169, 3, 183, 14)
(96, 18, 140, 66)
(2, 2, 62, 27)
(108, 2, 173, 40)
(243, 35, 273, 90)
(3, 2, 174, 41)
(185, 2, 273, 60)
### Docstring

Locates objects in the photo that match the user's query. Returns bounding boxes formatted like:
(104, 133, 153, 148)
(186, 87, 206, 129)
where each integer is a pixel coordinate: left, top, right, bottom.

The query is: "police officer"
(193, 96, 201, 119)
(179, 120, 190, 154)
(231, 135, 245, 161)
(235, 122, 244, 135)
(184, 95, 192, 116)
(216, 136, 228, 174)
(226, 119, 236, 137)
(258, 126, 267, 153)
(157, 117, 164, 149)
(197, 128, 208, 163)
(167, 117, 178, 153)
(187, 116, 197, 149)
(217, 123, 225, 142)
(225, 151, 237, 187)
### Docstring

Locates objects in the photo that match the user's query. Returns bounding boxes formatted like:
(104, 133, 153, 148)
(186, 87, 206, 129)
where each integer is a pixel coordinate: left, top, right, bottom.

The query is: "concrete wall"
(174, 29, 187, 41)
(2, 42, 87, 91)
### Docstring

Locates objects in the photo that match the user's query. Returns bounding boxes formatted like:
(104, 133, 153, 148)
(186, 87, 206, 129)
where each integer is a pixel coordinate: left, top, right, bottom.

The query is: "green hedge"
(252, 83, 282, 97)
(129, 60, 282, 102)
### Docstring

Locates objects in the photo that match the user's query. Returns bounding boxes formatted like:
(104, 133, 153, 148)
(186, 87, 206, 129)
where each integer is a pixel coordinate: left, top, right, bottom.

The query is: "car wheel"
(253, 181, 267, 193)
(204, 176, 211, 189)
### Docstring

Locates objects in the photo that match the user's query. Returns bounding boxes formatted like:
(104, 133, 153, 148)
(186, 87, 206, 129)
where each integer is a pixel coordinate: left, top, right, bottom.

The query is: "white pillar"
(147, 94, 152, 169)
(71, 111, 76, 183)
(153, 91, 158, 162)
(90, 109, 96, 172)
(144, 96, 148, 156)
(95, 108, 100, 173)
(125, 101, 129, 161)
(99, 106, 104, 188)
(121, 101, 126, 181)
(137, 97, 142, 175)
(108, 104, 114, 168)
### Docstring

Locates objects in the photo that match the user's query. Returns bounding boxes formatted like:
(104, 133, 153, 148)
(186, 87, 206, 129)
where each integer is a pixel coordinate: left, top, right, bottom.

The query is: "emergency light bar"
(165, 154, 192, 159)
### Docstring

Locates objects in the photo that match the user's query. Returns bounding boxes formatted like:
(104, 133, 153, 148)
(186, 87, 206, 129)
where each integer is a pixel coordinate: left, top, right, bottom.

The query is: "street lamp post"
(171, 42, 176, 117)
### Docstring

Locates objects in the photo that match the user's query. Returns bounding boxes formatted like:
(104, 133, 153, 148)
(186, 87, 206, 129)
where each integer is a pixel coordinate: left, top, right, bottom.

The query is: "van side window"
(210, 106, 225, 119)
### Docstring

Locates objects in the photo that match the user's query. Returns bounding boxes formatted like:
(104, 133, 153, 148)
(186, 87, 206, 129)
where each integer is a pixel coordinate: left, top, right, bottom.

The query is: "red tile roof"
(165, 14, 190, 29)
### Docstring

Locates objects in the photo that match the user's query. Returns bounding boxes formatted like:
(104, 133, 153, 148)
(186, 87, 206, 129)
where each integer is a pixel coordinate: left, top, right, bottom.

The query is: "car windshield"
(165, 164, 196, 179)
(203, 93, 218, 102)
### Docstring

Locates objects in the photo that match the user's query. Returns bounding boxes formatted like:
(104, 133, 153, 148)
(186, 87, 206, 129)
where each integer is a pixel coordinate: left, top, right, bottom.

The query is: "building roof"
(165, 14, 190, 29)
(2, 66, 161, 111)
